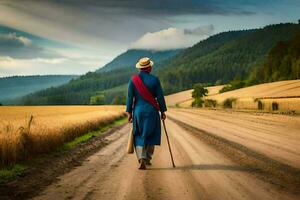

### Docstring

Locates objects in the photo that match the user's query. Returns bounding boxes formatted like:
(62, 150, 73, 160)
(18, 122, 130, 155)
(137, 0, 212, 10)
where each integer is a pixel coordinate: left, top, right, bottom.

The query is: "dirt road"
(33, 109, 300, 200)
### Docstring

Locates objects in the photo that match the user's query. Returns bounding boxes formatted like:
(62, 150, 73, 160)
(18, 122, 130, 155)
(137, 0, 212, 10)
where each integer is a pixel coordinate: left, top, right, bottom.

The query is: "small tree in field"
(0, 102, 2, 106)
(192, 83, 208, 107)
(90, 94, 105, 105)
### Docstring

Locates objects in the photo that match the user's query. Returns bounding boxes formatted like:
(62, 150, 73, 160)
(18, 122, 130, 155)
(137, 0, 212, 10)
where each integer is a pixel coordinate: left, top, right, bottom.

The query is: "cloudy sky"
(0, 0, 299, 77)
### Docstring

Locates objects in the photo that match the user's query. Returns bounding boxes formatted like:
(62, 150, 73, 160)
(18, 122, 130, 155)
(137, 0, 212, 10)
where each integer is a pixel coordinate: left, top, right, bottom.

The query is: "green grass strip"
(58, 116, 127, 151)
(0, 164, 27, 184)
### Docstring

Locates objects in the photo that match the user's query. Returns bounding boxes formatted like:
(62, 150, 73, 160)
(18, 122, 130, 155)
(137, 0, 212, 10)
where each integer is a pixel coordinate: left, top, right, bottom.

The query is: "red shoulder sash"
(131, 75, 160, 111)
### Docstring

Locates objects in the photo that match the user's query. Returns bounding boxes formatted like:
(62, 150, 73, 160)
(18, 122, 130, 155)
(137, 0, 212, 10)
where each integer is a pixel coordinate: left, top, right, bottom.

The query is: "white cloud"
(0, 56, 14, 65)
(0, 56, 65, 67)
(0, 33, 118, 76)
(0, 55, 111, 77)
(130, 25, 214, 50)
(32, 58, 67, 64)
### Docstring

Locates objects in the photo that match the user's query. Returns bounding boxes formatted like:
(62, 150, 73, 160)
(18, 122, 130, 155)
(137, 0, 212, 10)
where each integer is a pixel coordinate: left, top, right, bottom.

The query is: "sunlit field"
(0, 106, 126, 166)
(166, 80, 300, 113)
(165, 85, 224, 107)
(207, 80, 300, 112)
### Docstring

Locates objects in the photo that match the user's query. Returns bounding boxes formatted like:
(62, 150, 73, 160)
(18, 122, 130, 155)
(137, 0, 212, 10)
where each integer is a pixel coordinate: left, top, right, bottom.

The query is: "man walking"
(126, 57, 167, 170)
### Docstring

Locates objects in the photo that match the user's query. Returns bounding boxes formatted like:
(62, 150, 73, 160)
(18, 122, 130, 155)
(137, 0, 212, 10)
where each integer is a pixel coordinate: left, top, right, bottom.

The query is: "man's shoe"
(139, 159, 146, 170)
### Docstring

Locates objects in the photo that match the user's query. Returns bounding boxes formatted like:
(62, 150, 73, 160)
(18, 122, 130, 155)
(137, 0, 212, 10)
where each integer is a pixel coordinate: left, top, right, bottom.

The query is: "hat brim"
(136, 60, 154, 69)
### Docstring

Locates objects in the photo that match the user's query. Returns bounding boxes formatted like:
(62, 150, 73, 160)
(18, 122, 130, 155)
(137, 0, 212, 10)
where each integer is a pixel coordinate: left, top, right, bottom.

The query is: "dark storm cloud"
(184, 25, 214, 36)
(0, 0, 259, 47)
(25, 0, 256, 16)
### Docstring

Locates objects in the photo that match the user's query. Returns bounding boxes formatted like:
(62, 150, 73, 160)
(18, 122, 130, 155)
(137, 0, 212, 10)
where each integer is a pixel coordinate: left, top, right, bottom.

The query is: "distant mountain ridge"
(96, 49, 182, 72)
(0, 75, 78, 103)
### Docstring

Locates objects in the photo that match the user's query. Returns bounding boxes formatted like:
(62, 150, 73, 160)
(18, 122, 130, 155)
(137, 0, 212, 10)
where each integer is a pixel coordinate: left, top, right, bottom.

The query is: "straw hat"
(136, 57, 154, 69)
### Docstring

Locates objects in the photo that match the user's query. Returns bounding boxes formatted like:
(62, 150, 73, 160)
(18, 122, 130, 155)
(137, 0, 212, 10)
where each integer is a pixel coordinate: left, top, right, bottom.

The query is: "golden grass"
(261, 98, 300, 112)
(0, 106, 126, 166)
(187, 97, 300, 113)
(165, 85, 224, 107)
(229, 97, 300, 113)
(232, 98, 258, 110)
(166, 80, 300, 112)
(208, 80, 300, 103)
(207, 80, 300, 112)
(165, 89, 193, 107)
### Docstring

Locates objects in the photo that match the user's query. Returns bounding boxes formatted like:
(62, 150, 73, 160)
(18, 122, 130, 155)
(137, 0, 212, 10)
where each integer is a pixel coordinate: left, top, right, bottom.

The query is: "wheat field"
(208, 80, 300, 102)
(207, 80, 300, 112)
(165, 80, 300, 112)
(0, 106, 126, 166)
(165, 85, 224, 107)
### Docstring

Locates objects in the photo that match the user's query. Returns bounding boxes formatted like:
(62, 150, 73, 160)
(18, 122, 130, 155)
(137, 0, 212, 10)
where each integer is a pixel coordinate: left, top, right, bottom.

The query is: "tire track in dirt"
(160, 119, 298, 200)
(142, 129, 204, 200)
(168, 109, 300, 168)
(172, 109, 300, 149)
(169, 116, 300, 194)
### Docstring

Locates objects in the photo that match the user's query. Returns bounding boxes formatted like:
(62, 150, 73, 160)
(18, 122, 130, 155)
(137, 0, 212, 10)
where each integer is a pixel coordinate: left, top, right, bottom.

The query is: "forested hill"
(96, 49, 181, 72)
(19, 49, 181, 105)
(158, 23, 299, 94)
(0, 75, 78, 103)
(255, 24, 300, 82)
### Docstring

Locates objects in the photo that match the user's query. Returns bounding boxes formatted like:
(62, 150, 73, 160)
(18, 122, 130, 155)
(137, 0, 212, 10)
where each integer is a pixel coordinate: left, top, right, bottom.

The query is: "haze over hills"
(12, 22, 300, 105)
(96, 49, 182, 72)
(0, 75, 78, 103)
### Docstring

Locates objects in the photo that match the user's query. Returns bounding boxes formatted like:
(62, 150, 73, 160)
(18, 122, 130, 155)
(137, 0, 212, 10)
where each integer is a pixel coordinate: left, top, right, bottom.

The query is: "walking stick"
(162, 120, 176, 168)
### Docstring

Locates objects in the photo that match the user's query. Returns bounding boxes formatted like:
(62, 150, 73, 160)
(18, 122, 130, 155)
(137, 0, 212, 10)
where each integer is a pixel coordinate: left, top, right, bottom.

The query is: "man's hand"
(127, 112, 133, 123)
(161, 112, 167, 121)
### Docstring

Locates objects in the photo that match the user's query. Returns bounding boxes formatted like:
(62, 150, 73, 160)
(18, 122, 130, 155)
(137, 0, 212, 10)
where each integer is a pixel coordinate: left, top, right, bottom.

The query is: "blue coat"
(126, 71, 167, 147)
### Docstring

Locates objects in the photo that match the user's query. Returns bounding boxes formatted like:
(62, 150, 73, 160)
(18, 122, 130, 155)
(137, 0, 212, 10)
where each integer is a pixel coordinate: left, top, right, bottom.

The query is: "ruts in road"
(34, 108, 300, 200)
